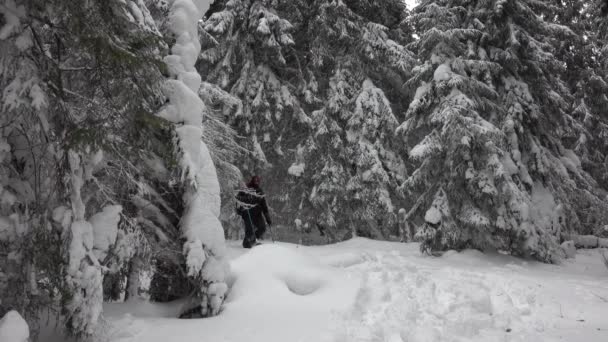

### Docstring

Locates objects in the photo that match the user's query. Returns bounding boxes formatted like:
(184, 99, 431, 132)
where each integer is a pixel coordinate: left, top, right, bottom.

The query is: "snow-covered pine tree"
(582, 0, 608, 192)
(1, 0, 190, 335)
(560, 0, 608, 193)
(536, 0, 608, 196)
(299, 0, 414, 239)
(0, 0, 169, 336)
(398, 0, 506, 254)
(304, 0, 414, 120)
(201, 0, 304, 169)
(401, 0, 608, 261)
(0, 0, 53, 330)
(519, 0, 608, 236)
(200, 0, 414, 239)
(200, 0, 313, 234)
(307, 72, 407, 239)
(1, 0, 233, 336)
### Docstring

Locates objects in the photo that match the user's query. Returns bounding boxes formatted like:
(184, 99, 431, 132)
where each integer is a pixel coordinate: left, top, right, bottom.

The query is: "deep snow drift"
(0, 311, 29, 342)
(47, 239, 608, 342)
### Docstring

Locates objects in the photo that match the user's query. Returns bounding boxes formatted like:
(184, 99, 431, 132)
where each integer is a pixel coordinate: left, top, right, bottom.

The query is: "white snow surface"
(561, 241, 576, 259)
(0, 311, 29, 342)
(48, 238, 608, 342)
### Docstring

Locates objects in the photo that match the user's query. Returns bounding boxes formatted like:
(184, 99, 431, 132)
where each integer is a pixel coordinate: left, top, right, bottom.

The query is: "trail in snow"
(44, 239, 608, 342)
(318, 239, 608, 342)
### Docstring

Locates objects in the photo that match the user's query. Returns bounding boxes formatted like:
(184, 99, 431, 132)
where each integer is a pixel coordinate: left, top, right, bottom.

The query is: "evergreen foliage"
(2, 0, 608, 339)
(1, 0, 235, 337)
(200, 0, 415, 239)
(400, 0, 608, 261)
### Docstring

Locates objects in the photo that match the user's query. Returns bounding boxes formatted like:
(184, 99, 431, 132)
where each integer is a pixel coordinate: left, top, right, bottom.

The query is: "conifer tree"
(298, 0, 414, 239)
(0, 0, 173, 335)
(401, 0, 608, 261)
(1, 0, 233, 336)
(200, 0, 414, 239)
(567, 0, 608, 191)
(201, 0, 303, 169)
(543, 0, 608, 192)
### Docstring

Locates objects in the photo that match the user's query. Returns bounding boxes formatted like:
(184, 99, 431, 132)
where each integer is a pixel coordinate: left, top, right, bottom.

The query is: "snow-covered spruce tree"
(300, 0, 414, 239)
(0, 0, 230, 336)
(307, 72, 408, 239)
(400, 0, 608, 261)
(581, 0, 608, 193)
(0, 0, 53, 330)
(517, 0, 608, 236)
(0, 0, 173, 336)
(200, 0, 313, 237)
(539, 0, 608, 196)
(156, 0, 229, 318)
(47, 1, 173, 334)
(201, 0, 302, 168)
(200, 0, 414, 240)
(567, 0, 608, 194)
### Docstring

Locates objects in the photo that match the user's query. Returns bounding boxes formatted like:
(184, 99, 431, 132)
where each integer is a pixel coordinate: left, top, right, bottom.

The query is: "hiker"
(235, 176, 272, 248)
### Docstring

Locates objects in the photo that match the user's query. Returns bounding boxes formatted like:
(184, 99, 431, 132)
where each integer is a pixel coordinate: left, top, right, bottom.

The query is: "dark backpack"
(235, 187, 258, 215)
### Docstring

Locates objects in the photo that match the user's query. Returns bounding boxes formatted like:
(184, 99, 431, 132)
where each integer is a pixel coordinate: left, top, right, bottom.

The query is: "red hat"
(247, 175, 261, 187)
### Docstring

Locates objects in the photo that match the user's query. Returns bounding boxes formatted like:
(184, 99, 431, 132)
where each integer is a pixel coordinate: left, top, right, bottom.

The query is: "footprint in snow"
(104, 314, 146, 342)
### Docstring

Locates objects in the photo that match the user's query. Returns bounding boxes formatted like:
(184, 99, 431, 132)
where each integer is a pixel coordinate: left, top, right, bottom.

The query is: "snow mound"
(92, 242, 357, 342)
(561, 240, 576, 258)
(65, 238, 608, 342)
(0, 311, 29, 342)
(573, 235, 600, 248)
(283, 273, 322, 296)
(228, 244, 330, 302)
(318, 251, 367, 268)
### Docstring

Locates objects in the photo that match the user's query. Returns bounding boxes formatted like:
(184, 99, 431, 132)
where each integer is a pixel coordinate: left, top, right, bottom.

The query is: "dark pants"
(242, 210, 266, 248)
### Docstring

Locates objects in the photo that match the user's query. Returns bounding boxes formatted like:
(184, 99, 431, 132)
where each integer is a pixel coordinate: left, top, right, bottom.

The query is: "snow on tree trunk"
(90, 205, 123, 261)
(0, 311, 29, 342)
(125, 255, 143, 301)
(64, 150, 104, 336)
(159, 0, 228, 317)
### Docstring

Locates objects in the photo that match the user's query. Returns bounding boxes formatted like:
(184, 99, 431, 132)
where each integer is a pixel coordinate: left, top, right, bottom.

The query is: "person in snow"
(236, 176, 272, 248)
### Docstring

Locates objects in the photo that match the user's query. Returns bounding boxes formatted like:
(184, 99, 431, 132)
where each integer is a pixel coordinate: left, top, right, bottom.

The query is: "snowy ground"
(49, 239, 608, 342)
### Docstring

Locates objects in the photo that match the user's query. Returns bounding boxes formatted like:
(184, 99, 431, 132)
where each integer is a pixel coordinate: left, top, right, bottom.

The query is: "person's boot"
(255, 229, 265, 241)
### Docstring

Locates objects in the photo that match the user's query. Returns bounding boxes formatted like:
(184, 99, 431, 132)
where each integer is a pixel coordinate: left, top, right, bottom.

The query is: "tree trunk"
(125, 256, 142, 301)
